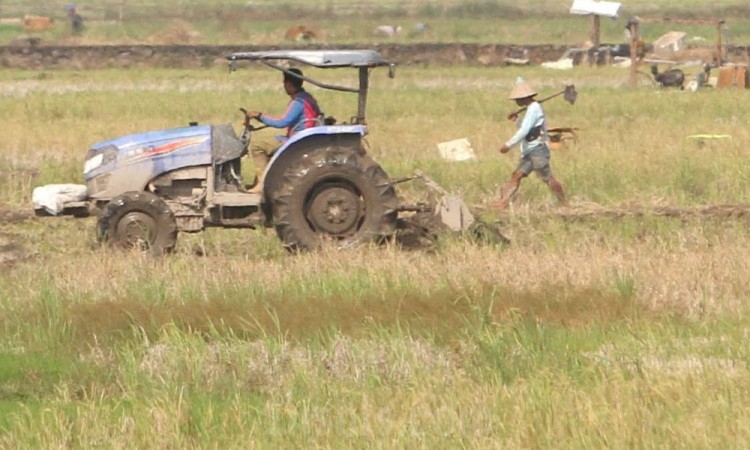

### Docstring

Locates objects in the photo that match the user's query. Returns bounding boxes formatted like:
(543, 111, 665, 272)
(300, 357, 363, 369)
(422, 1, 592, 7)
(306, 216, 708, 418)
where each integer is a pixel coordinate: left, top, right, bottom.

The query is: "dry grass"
(1, 64, 750, 447)
(3, 0, 750, 46)
(2, 221, 747, 346)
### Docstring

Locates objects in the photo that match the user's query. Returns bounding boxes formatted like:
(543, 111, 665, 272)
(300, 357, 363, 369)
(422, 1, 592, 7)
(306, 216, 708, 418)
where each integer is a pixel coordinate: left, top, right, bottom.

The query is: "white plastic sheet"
(32, 184, 88, 215)
(570, 0, 621, 18)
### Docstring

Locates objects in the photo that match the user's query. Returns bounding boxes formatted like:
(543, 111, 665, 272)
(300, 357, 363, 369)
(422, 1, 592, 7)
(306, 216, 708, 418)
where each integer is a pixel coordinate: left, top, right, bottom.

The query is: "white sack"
(32, 184, 88, 215)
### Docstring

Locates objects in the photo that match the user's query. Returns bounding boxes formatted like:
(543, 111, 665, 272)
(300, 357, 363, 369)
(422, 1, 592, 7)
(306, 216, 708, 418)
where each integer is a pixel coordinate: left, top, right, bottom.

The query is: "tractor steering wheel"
(239, 108, 267, 132)
(239, 108, 255, 132)
(238, 108, 268, 150)
(238, 108, 255, 150)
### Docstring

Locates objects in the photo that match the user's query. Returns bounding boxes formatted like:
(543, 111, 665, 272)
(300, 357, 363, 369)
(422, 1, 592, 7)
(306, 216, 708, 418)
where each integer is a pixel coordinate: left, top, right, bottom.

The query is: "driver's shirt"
(258, 90, 322, 140)
(503, 101, 548, 157)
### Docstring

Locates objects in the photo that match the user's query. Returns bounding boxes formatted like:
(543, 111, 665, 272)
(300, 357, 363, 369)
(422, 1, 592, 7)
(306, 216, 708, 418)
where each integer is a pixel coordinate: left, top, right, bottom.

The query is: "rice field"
(1, 62, 749, 447)
(2, 0, 750, 46)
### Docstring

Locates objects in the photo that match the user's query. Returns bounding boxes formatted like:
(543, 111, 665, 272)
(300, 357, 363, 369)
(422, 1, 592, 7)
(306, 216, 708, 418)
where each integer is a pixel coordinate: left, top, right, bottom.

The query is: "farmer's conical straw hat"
(508, 76, 537, 100)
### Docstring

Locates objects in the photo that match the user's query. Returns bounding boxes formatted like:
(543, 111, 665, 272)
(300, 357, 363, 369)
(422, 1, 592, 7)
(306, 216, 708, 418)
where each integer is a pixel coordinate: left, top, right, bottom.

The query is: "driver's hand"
(507, 113, 519, 121)
(499, 144, 511, 154)
(248, 111, 262, 120)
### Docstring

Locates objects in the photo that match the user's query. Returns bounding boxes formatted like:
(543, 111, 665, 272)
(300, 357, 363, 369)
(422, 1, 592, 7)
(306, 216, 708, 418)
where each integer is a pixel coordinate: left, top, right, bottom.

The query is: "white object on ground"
(612, 57, 632, 68)
(542, 58, 574, 70)
(32, 184, 88, 215)
(375, 25, 401, 37)
(653, 31, 687, 56)
(437, 138, 477, 162)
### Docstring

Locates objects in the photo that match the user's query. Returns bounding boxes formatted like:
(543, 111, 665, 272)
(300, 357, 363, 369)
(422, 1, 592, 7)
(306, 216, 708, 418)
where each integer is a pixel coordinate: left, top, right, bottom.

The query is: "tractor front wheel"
(271, 148, 398, 251)
(97, 191, 178, 255)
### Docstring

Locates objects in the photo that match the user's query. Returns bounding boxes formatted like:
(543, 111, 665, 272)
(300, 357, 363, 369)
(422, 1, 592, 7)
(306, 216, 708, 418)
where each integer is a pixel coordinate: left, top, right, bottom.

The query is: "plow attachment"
(392, 171, 510, 246)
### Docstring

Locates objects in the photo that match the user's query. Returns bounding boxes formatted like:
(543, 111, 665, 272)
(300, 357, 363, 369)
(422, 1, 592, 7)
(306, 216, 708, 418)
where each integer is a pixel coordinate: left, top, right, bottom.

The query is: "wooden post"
(590, 15, 601, 48)
(590, 14, 601, 66)
(628, 20, 640, 87)
(119, 0, 129, 24)
(716, 20, 725, 66)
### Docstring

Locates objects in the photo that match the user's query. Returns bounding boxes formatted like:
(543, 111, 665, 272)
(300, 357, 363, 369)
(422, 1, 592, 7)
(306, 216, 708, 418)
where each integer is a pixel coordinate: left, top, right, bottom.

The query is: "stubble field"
(2, 13, 750, 448)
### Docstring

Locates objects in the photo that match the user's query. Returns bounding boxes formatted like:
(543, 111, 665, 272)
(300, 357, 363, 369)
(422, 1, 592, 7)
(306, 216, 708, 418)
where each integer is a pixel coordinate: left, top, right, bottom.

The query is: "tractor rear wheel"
(97, 191, 178, 255)
(271, 147, 398, 251)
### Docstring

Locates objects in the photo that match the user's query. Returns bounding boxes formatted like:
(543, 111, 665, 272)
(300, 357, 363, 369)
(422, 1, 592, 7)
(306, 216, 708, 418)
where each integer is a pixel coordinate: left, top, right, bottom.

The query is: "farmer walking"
(497, 76, 566, 210)
(65, 4, 84, 35)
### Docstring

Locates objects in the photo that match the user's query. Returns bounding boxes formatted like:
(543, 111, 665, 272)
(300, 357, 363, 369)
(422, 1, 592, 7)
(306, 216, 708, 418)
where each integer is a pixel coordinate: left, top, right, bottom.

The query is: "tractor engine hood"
(84, 125, 213, 180)
(83, 125, 220, 200)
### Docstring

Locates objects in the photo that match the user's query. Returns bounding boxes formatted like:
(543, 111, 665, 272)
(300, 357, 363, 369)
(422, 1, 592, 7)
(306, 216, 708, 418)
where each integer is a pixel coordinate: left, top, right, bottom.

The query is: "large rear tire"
(271, 147, 398, 251)
(97, 191, 178, 255)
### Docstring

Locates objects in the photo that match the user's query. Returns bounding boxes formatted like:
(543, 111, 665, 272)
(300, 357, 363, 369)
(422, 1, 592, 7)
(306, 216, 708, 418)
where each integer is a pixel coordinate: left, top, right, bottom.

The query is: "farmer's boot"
(247, 150, 269, 194)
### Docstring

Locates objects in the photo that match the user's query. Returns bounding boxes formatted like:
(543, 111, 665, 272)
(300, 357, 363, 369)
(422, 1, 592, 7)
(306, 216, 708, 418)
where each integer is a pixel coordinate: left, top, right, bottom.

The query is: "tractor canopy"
(226, 50, 393, 69)
(227, 49, 396, 125)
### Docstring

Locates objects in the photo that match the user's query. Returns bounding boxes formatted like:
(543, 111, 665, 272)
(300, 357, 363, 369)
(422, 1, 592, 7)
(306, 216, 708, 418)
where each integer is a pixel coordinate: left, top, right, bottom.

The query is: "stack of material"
(716, 65, 749, 89)
(23, 15, 55, 31)
(653, 31, 687, 58)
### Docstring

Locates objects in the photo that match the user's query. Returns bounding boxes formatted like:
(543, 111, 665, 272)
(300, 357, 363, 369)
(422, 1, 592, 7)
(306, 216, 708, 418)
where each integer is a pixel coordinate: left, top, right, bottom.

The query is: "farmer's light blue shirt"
(504, 101, 548, 156)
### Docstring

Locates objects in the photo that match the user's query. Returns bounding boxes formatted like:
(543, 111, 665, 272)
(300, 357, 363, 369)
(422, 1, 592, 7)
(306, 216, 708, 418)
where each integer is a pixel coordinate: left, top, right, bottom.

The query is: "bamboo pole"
(629, 20, 640, 87)
(590, 14, 601, 66)
(716, 20, 725, 66)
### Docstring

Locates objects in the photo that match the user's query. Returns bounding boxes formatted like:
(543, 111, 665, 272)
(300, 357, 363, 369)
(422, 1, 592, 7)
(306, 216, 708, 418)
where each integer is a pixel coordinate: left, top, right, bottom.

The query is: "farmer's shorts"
(517, 145, 553, 182)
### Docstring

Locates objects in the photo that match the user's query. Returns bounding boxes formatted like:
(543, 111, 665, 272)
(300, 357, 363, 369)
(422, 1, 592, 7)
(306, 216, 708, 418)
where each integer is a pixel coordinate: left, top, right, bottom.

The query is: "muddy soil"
(0, 205, 34, 266)
(543, 203, 750, 221)
(0, 205, 33, 224)
(0, 232, 28, 267)
(3, 43, 748, 70)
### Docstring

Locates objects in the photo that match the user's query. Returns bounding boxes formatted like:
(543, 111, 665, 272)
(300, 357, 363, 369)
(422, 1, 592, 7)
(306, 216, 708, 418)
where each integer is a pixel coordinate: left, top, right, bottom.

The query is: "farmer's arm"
(504, 102, 543, 149)
(258, 99, 304, 129)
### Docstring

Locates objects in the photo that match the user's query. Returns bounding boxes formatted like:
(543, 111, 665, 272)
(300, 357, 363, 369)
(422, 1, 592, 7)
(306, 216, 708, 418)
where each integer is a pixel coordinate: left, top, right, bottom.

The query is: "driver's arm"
(257, 100, 304, 129)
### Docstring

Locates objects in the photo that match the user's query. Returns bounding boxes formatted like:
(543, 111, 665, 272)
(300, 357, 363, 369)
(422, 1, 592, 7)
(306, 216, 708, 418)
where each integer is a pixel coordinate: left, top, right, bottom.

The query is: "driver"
(245, 68, 323, 193)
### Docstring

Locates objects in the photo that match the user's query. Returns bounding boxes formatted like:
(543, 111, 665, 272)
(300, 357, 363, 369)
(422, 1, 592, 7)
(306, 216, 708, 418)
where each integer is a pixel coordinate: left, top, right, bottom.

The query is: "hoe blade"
(563, 84, 578, 105)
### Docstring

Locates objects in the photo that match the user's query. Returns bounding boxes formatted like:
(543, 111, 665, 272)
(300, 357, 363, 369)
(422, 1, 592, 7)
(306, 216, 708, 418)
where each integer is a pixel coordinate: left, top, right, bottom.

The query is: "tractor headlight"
(84, 153, 103, 174)
(84, 145, 118, 175)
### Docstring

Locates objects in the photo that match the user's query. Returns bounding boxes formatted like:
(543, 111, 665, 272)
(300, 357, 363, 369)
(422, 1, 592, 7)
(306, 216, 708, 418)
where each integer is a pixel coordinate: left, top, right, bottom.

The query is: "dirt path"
(0, 205, 34, 267)
(547, 203, 750, 221)
(0, 206, 33, 224)
(0, 232, 28, 266)
(3, 43, 749, 70)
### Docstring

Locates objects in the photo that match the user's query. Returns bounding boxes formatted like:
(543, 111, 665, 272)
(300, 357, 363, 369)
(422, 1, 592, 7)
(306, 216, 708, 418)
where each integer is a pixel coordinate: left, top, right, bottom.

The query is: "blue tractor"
(56, 50, 401, 253)
(36, 50, 489, 253)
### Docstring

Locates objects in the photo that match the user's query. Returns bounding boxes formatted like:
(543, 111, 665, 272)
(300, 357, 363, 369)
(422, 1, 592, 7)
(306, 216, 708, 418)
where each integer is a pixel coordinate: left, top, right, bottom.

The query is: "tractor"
(33, 50, 499, 253)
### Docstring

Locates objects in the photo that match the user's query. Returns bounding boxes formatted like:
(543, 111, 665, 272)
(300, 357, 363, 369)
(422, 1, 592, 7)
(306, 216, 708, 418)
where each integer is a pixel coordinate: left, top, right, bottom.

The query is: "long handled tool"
(509, 84, 578, 117)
